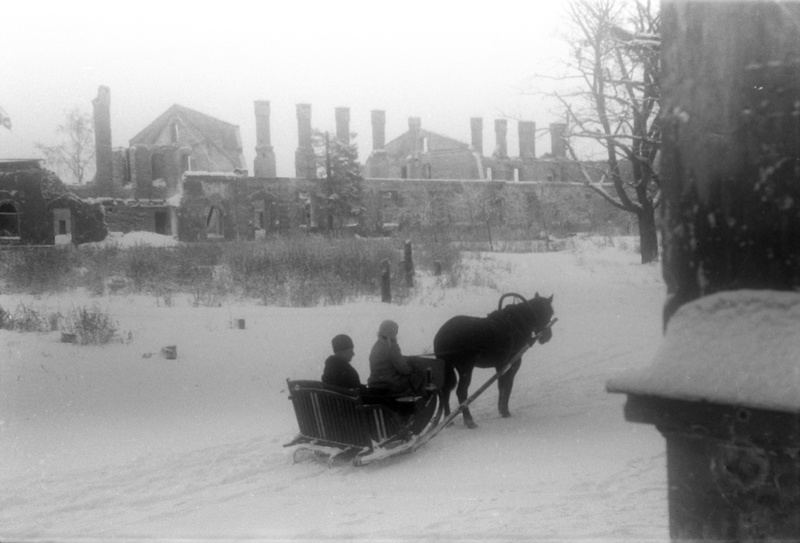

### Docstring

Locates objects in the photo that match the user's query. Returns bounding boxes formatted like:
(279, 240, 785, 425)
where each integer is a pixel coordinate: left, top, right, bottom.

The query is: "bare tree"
(538, 0, 661, 263)
(36, 107, 96, 184)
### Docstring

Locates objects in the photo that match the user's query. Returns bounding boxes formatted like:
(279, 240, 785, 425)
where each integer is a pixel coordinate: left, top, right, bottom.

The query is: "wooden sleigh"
(284, 358, 446, 466)
(284, 318, 557, 467)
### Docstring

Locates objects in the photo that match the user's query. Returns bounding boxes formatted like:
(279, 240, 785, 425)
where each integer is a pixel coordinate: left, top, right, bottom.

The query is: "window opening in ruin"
(423, 137, 429, 153)
(206, 206, 224, 239)
(53, 208, 71, 245)
(487, 167, 493, 180)
(155, 211, 168, 235)
(253, 200, 266, 230)
(151, 153, 166, 181)
(180, 154, 192, 173)
(514, 168, 520, 182)
(170, 122, 179, 143)
(0, 201, 21, 239)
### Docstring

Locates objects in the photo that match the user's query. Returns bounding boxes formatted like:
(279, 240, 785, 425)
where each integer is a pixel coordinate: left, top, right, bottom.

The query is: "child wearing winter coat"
(321, 334, 363, 390)
(367, 320, 424, 395)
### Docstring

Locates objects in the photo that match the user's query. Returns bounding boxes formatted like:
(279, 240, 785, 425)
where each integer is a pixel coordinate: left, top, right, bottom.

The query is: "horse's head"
(529, 292, 555, 344)
(495, 292, 555, 343)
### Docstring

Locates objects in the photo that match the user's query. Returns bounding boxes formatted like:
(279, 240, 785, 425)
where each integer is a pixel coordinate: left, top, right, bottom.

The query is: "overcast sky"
(2, 1, 572, 177)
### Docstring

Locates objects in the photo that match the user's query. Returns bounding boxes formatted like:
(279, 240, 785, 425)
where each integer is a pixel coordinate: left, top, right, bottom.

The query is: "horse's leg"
(497, 359, 521, 418)
(441, 360, 458, 417)
(455, 367, 477, 429)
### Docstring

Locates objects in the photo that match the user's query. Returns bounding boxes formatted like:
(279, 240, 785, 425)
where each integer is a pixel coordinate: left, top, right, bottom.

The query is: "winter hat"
(378, 320, 399, 339)
(331, 334, 354, 353)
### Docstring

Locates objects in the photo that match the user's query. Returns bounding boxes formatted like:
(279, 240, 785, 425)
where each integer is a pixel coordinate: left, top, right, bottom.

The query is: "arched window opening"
(206, 206, 224, 239)
(0, 201, 21, 239)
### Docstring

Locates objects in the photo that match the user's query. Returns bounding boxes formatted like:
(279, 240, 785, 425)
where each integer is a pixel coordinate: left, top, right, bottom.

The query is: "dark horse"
(433, 292, 555, 428)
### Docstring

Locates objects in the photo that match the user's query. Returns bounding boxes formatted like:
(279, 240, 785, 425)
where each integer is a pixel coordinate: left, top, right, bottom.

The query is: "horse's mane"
(487, 298, 551, 331)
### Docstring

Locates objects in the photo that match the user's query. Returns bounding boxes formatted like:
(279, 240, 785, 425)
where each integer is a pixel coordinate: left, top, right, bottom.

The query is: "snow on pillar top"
(607, 290, 800, 412)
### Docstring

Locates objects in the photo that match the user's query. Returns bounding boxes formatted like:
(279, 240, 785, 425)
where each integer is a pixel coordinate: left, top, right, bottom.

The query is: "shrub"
(1, 302, 50, 332)
(0, 235, 465, 307)
(0, 247, 76, 293)
(62, 304, 119, 345)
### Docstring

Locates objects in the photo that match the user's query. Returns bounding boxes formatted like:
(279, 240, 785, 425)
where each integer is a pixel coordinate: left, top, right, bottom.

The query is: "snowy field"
(1, 236, 670, 541)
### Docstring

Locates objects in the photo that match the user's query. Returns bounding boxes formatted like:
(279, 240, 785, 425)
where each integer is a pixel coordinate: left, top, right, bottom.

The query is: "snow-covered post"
(608, 2, 800, 540)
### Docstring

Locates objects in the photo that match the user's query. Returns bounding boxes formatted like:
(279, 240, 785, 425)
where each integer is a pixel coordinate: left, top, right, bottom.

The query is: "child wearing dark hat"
(321, 334, 364, 390)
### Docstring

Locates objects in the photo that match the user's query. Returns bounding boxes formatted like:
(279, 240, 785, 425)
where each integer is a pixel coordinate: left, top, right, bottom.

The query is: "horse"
(433, 292, 555, 429)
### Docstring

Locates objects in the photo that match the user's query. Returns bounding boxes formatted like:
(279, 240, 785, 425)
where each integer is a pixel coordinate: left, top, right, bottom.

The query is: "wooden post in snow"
(403, 240, 414, 288)
(380, 259, 391, 303)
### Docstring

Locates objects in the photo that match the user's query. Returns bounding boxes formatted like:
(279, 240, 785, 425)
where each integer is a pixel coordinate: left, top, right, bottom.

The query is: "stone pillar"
(335, 107, 350, 145)
(295, 103, 315, 179)
(549, 123, 567, 158)
(254, 100, 276, 177)
(493, 119, 508, 158)
(660, 0, 800, 323)
(92, 85, 113, 195)
(608, 3, 800, 541)
(470, 117, 483, 154)
(519, 121, 536, 160)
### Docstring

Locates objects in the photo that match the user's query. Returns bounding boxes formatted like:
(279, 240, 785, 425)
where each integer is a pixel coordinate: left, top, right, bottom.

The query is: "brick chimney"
(471, 117, 483, 154)
(550, 122, 567, 158)
(295, 103, 315, 178)
(335, 107, 350, 145)
(519, 121, 536, 159)
(92, 85, 113, 194)
(493, 119, 508, 158)
(254, 100, 276, 177)
(408, 117, 422, 155)
(371, 110, 386, 152)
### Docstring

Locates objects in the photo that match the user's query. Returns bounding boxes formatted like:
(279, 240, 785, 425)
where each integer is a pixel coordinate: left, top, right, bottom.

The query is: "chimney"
(493, 119, 508, 158)
(335, 107, 350, 144)
(519, 121, 537, 159)
(295, 103, 315, 178)
(371, 110, 386, 152)
(550, 122, 567, 158)
(471, 117, 483, 154)
(254, 100, 276, 177)
(92, 85, 113, 194)
(408, 117, 422, 153)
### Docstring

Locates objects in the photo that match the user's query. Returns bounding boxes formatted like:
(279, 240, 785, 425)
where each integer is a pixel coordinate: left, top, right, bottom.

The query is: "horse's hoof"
(500, 411, 512, 418)
(465, 420, 478, 429)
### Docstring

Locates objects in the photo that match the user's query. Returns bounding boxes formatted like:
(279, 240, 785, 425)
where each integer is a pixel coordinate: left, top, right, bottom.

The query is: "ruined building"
(86, 87, 246, 236)
(364, 112, 585, 183)
(0, 159, 106, 246)
(84, 85, 625, 242)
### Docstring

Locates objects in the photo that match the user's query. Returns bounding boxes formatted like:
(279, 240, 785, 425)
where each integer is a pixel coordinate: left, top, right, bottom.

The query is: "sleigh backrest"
(286, 380, 404, 449)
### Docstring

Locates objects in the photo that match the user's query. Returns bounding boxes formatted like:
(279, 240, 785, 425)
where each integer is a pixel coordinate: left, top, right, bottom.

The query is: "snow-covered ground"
(1, 236, 670, 541)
